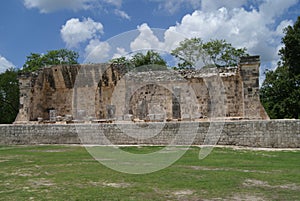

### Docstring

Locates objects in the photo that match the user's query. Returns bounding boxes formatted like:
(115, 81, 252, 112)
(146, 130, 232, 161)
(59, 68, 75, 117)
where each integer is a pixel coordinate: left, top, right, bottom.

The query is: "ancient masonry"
(15, 56, 269, 124)
(1, 120, 299, 148)
(4, 56, 299, 148)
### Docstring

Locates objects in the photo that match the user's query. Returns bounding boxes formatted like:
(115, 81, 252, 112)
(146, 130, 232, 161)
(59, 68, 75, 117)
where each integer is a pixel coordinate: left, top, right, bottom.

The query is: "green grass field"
(0, 145, 299, 201)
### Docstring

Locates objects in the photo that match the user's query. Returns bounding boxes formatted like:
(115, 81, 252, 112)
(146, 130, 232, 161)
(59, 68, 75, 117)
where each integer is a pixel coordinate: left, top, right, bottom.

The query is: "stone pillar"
(239, 56, 262, 119)
(14, 73, 35, 123)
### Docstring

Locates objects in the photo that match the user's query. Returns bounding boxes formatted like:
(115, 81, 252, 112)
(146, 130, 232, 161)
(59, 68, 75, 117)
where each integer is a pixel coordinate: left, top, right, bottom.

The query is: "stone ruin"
(14, 56, 269, 124)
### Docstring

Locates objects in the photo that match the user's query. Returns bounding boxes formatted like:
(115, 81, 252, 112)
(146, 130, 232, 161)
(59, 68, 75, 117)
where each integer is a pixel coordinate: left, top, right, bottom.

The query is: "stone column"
(239, 56, 262, 119)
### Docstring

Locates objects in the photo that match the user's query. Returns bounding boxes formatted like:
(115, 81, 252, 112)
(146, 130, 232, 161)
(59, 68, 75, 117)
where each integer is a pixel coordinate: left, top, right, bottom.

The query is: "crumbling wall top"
(240, 55, 260, 64)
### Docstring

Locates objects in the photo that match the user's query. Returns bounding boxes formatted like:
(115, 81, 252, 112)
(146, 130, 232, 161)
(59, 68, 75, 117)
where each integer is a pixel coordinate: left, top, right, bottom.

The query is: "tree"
(260, 66, 300, 119)
(279, 16, 300, 75)
(0, 68, 19, 124)
(171, 38, 248, 69)
(260, 17, 300, 119)
(203, 39, 248, 67)
(131, 50, 167, 67)
(22, 49, 79, 72)
(111, 50, 167, 71)
(171, 38, 207, 69)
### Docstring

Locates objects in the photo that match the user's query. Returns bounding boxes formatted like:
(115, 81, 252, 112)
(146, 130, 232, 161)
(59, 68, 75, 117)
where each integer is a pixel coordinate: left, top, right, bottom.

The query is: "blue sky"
(0, 0, 299, 77)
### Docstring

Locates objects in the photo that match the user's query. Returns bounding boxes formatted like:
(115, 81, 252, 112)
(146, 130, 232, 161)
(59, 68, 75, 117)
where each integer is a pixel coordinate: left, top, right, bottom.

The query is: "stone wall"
(1, 120, 299, 148)
(15, 56, 269, 124)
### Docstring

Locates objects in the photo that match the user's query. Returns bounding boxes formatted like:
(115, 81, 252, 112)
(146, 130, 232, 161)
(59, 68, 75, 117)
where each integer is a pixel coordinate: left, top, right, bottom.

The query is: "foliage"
(171, 38, 248, 69)
(110, 50, 167, 71)
(260, 66, 300, 119)
(0, 68, 19, 123)
(110, 56, 131, 67)
(260, 17, 300, 119)
(170, 38, 207, 69)
(279, 16, 300, 75)
(203, 39, 248, 67)
(22, 49, 79, 72)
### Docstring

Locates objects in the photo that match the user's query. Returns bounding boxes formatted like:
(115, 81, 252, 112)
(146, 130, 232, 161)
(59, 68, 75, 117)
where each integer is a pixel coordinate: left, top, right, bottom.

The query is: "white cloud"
(126, 0, 298, 71)
(201, 0, 247, 11)
(130, 23, 165, 52)
(114, 9, 130, 20)
(84, 39, 111, 63)
(151, 0, 201, 14)
(259, 0, 299, 22)
(23, 0, 124, 16)
(0, 56, 15, 74)
(24, 0, 95, 13)
(275, 20, 293, 37)
(103, 0, 123, 8)
(151, 0, 247, 13)
(161, 0, 299, 70)
(61, 18, 103, 48)
(112, 47, 128, 59)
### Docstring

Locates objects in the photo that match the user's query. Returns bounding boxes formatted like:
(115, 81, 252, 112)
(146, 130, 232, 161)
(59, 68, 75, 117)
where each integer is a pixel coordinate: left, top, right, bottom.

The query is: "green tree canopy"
(0, 68, 19, 124)
(170, 38, 207, 69)
(260, 66, 300, 119)
(111, 50, 167, 71)
(203, 39, 248, 67)
(171, 38, 248, 69)
(22, 49, 79, 72)
(279, 16, 300, 75)
(260, 16, 300, 119)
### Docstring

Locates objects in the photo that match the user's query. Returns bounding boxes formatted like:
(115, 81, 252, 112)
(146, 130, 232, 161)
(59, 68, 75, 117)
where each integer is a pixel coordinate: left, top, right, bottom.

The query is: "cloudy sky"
(0, 0, 299, 75)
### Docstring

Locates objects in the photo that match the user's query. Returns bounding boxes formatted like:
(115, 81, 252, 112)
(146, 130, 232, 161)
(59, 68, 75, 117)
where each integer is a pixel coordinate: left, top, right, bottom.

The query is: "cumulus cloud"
(84, 39, 111, 63)
(23, 0, 95, 13)
(112, 47, 128, 59)
(162, 0, 298, 69)
(0, 56, 15, 74)
(61, 18, 103, 48)
(259, 0, 299, 21)
(125, 0, 298, 72)
(130, 23, 165, 51)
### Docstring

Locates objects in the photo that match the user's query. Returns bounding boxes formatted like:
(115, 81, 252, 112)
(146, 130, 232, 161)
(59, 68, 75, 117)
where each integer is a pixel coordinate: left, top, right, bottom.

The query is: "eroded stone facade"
(15, 56, 269, 123)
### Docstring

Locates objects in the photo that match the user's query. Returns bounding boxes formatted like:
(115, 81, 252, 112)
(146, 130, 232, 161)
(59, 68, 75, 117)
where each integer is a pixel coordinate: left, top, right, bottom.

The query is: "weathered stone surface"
(15, 56, 269, 123)
(1, 120, 299, 148)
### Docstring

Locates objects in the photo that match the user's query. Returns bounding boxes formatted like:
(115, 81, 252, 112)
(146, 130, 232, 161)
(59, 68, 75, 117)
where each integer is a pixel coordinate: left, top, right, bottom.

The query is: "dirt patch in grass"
(29, 178, 55, 187)
(0, 160, 9, 163)
(243, 179, 300, 191)
(203, 194, 266, 201)
(230, 194, 266, 201)
(173, 189, 194, 196)
(172, 190, 195, 201)
(9, 168, 41, 177)
(102, 182, 131, 188)
(182, 165, 269, 174)
(89, 181, 132, 188)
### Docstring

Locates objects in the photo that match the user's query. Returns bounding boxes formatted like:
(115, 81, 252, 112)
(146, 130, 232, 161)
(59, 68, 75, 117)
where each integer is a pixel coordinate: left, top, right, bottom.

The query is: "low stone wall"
(0, 120, 299, 148)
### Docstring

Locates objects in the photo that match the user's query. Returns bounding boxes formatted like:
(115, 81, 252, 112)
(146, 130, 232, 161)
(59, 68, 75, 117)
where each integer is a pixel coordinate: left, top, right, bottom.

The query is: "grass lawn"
(0, 145, 299, 201)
